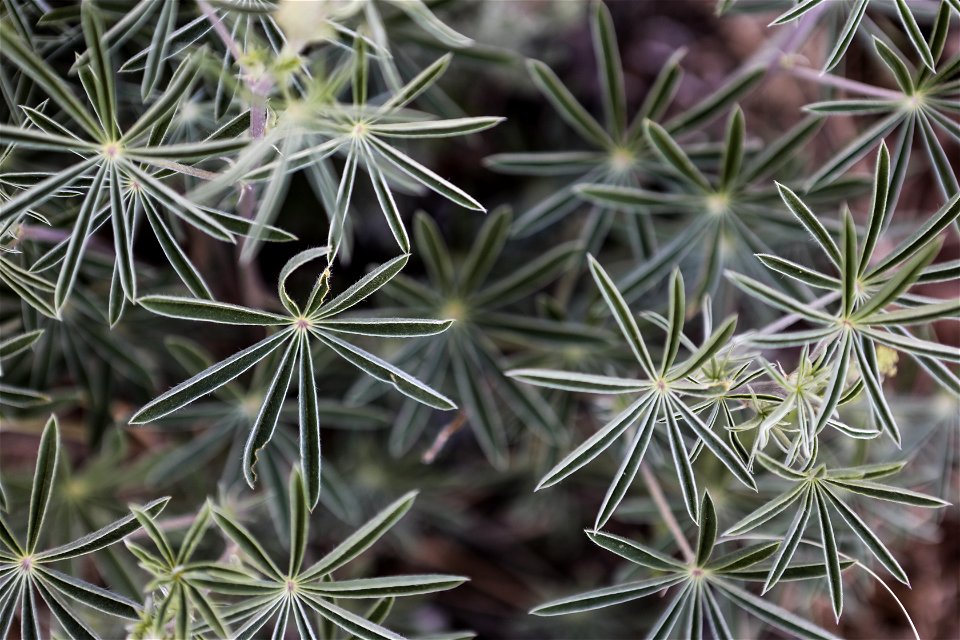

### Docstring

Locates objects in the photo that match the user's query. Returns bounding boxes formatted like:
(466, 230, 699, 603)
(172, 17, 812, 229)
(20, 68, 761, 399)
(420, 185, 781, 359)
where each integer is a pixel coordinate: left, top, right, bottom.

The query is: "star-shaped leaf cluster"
(0, 416, 169, 640)
(130, 248, 455, 509)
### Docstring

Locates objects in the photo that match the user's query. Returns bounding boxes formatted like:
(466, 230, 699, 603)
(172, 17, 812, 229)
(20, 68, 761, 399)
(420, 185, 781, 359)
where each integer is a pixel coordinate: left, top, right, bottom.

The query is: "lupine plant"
(0, 1, 957, 638)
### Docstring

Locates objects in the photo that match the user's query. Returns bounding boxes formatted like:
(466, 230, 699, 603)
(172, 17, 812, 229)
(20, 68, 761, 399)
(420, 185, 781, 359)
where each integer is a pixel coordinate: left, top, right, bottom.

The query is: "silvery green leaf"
(413, 213, 455, 290)
(856, 240, 940, 319)
(726, 272, 833, 323)
(586, 530, 686, 572)
(0, 124, 98, 152)
(54, 164, 109, 312)
(917, 111, 959, 198)
(664, 68, 762, 135)
(671, 398, 755, 491)
(369, 137, 484, 211)
(211, 508, 284, 580)
(776, 182, 840, 267)
(769, 0, 823, 24)
(316, 255, 409, 319)
(450, 338, 507, 469)
(863, 326, 960, 363)
(826, 479, 949, 508)
(298, 335, 322, 510)
(536, 393, 655, 490)
(301, 593, 403, 640)
(819, 484, 908, 585)
(26, 415, 59, 553)
(808, 113, 904, 190)
(594, 396, 660, 529)
(313, 331, 456, 410)
(762, 485, 813, 593)
(138, 296, 290, 326)
(895, 0, 936, 71)
(823, 0, 868, 72)
(713, 580, 839, 639)
(141, 0, 178, 98)
(368, 117, 503, 138)
(36, 568, 139, 619)
(695, 493, 718, 566)
(708, 542, 780, 573)
(129, 331, 293, 424)
(38, 497, 169, 562)
(123, 53, 200, 143)
(527, 58, 612, 149)
(243, 338, 300, 489)
(724, 483, 807, 537)
(0, 158, 100, 227)
(868, 191, 959, 277)
(363, 145, 410, 253)
(277, 247, 331, 317)
(507, 369, 647, 394)
(484, 151, 605, 176)
(648, 583, 692, 640)
(0, 22, 100, 138)
(303, 491, 417, 580)
(529, 575, 686, 616)
(645, 120, 712, 192)
(0, 330, 43, 361)
(388, 0, 473, 48)
(473, 241, 578, 308)
(33, 580, 98, 640)
(303, 575, 467, 598)
(587, 254, 656, 376)
(591, 0, 626, 137)
(633, 48, 685, 128)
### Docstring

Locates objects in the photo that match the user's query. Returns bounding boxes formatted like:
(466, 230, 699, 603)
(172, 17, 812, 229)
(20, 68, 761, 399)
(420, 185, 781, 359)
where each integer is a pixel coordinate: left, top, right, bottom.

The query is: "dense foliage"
(0, 0, 957, 638)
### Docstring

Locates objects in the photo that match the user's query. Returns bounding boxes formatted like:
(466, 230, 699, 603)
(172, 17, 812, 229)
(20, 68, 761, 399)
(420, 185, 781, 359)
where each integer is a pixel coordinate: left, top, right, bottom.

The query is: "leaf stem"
(195, 0, 243, 63)
(640, 463, 694, 563)
(196, 0, 272, 306)
(784, 64, 903, 100)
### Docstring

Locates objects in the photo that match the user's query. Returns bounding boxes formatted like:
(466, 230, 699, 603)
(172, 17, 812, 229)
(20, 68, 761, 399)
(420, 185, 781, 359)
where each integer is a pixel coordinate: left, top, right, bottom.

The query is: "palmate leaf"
(0, 416, 169, 639)
(736, 145, 959, 439)
(576, 105, 827, 302)
(223, 42, 497, 261)
(723, 456, 948, 615)
(532, 506, 841, 639)
(0, 23, 265, 313)
(512, 259, 753, 524)
(485, 6, 758, 245)
(368, 207, 573, 461)
(132, 250, 453, 507)
(800, 22, 959, 197)
(205, 471, 466, 639)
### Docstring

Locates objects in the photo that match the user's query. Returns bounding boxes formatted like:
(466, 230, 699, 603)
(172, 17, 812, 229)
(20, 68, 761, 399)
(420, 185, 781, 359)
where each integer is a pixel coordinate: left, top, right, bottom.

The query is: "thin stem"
(422, 411, 467, 464)
(785, 64, 904, 100)
(196, 0, 272, 138)
(640, 463, 694, 563)
(196, 0, 272, 305)
(20, 225, 114, 255)
(143, 159, 220, 181)
(196, 0, 243, 62)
